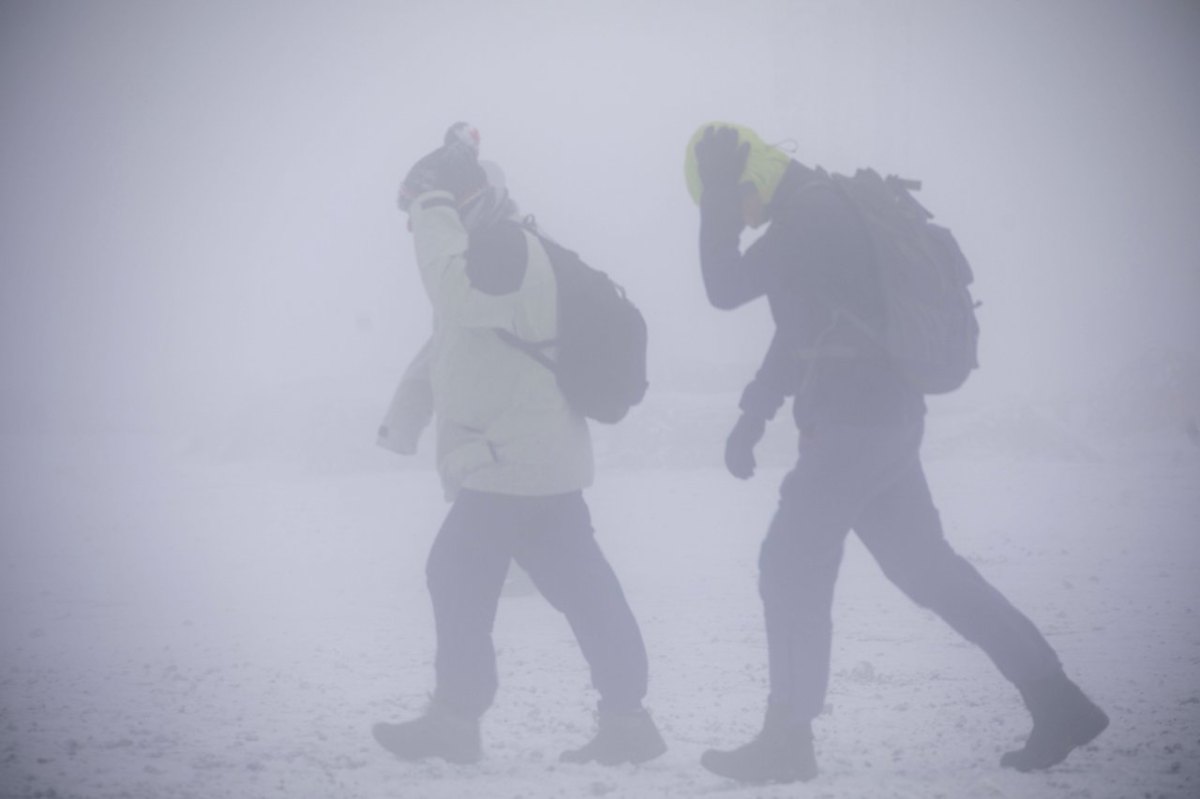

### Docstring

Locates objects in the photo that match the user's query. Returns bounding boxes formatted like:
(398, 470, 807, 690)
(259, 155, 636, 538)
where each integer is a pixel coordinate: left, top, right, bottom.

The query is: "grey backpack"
(494, 221, 648, 423)
(826, 168, 980, 394)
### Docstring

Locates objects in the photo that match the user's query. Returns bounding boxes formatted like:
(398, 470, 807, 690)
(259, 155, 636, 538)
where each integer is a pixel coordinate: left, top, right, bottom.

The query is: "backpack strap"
(490, 218, 562, 372)
(494, 328, 557, 374)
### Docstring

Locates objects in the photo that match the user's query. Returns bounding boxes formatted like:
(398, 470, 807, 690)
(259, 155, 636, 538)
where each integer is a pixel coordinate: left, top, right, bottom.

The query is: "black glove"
(724, 413, 766, 480)
(398, 142, 487, 212)
(694, 125, 749, 199)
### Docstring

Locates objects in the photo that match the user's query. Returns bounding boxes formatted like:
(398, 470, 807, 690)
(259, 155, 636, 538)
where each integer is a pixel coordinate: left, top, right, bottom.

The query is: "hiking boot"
(372, 703, 482, 764)
(701, 706, 817, 784)
(560, 707, 667, 766)
(1001, 672, 1109, 771)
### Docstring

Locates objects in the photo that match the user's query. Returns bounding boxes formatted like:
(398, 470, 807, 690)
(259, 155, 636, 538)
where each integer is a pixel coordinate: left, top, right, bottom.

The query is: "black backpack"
(821, 168, 980, 394)
(495, 222, 648, 423)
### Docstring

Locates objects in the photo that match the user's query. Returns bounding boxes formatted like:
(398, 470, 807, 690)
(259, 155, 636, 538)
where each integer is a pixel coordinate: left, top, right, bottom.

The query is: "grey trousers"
(760, 418, 1063, 720)
(426, 489, 649, 718)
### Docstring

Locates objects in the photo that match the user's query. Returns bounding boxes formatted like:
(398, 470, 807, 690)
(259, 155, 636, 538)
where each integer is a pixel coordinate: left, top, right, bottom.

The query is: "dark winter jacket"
(699, 161, 925, 428)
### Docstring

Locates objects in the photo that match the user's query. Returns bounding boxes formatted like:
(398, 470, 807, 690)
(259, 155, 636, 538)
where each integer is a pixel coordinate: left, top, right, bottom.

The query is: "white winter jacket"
(408, 190, 593, 499)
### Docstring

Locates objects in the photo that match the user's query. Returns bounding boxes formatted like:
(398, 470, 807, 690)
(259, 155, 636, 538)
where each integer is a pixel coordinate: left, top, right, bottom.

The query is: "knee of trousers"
(758, 546, 840, 609)
(883, 549, 981, 611)
(425, 545, 469, 601)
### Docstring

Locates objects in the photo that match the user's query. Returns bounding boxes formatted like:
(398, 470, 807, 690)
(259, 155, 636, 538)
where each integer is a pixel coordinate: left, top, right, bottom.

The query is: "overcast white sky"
(1, 0, 1197, 434)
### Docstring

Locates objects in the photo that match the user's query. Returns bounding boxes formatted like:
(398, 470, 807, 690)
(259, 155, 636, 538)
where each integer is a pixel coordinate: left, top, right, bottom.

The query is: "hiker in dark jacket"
(684, 122, 1107, 784)
(371, 125, 665, 767)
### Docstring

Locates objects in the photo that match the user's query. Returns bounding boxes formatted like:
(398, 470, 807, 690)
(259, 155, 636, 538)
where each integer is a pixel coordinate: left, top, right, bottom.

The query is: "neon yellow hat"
(684, 121, 791, 206)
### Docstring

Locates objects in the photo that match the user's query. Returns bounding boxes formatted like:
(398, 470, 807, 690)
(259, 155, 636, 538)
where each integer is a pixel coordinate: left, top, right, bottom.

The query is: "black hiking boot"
(1001, 672, 1109, 771)
(372, 703, 482, 764)
(560, 707, 667, 766)
(700, 705, 817, 784)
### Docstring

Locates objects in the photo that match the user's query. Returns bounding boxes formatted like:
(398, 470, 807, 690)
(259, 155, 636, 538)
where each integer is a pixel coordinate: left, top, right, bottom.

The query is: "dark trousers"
(426, 489, 649, 719)
(760, 418, 1063, 720)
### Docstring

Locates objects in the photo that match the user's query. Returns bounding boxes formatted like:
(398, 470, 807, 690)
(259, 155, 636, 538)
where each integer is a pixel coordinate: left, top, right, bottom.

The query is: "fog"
(2, 2, 1199, 797)
(2, 0, 1196, 434)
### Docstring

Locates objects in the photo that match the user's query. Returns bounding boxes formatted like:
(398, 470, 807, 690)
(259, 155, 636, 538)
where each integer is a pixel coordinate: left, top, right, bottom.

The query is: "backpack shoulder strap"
(488, 214, 560, 372)
(494, 328, 556, 372)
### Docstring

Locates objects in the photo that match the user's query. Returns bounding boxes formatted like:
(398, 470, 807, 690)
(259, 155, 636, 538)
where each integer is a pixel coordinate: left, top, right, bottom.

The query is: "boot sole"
(1000, 709, 1109, 771)
(700, 750, 817, 784)
(372, 723, 482, 765)
(560, 740, 668, 766)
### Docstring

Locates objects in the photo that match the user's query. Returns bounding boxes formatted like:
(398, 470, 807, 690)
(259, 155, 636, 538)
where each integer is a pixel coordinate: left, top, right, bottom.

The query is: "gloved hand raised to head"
(724, 412, 766, 480)
(397, 141, 488, 213)
(694, 125, 749, 200)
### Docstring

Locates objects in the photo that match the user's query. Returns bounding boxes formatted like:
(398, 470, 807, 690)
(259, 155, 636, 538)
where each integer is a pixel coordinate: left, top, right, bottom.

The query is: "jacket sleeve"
(377, 337, 434, 455)
(698, 191, 789, 310)
(738, 328, 793, 421)
(408, 191, 524, 329)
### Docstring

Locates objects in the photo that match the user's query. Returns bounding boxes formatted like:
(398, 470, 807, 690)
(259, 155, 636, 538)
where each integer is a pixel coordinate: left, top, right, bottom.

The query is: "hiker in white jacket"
(372, 126, 665, 767)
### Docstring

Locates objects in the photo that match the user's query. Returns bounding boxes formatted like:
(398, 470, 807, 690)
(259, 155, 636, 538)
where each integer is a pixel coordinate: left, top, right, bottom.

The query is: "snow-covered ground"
(2, 392, 1198, 799)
